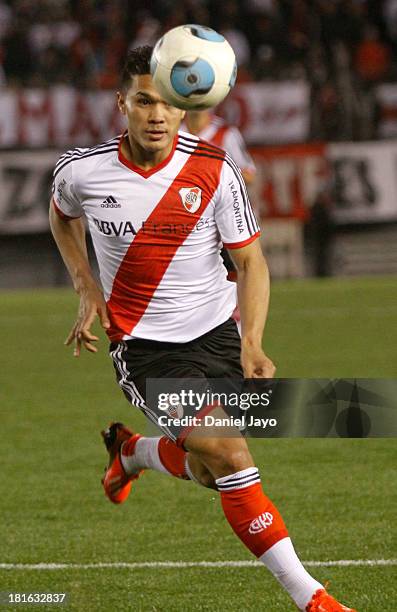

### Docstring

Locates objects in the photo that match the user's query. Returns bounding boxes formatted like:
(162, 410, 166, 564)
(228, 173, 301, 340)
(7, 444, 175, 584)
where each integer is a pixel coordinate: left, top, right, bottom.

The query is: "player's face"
(117, 74, 185, 155)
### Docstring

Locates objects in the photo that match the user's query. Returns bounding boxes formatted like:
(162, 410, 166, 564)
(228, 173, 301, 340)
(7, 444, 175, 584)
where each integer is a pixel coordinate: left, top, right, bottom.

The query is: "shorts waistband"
(110, 318, 235, 352)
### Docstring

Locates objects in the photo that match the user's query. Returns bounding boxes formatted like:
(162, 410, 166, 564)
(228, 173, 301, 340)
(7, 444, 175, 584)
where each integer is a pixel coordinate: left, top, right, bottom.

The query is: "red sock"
(157, 437, 189, 479)
(121, 436, 189, 480)
(216, 467, 289, 557)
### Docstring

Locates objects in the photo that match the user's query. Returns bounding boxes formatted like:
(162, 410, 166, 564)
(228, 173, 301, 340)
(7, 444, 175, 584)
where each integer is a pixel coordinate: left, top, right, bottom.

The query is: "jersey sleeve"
(222, 127, 256, 175)
(215, 155, 260, 249)
(52, 154, 84, 220)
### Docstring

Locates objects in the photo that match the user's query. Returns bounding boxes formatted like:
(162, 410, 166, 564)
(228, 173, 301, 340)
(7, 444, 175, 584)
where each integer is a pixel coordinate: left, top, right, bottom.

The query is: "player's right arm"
(49, 157, 110, 356)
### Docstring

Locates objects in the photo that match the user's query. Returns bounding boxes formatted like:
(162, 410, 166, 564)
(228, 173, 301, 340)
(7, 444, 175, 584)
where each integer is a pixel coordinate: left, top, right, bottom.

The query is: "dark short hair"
(120, 45, 153, 90)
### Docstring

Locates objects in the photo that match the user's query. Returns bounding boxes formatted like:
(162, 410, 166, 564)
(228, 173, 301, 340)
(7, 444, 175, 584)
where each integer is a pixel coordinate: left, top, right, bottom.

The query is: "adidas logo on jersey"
(248, 512, 273, 534)
(101, 195, 121, 208)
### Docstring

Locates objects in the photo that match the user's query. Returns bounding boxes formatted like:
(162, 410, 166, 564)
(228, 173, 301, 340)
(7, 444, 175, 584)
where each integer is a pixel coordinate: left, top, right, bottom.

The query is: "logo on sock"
(248, 512, 273, 534)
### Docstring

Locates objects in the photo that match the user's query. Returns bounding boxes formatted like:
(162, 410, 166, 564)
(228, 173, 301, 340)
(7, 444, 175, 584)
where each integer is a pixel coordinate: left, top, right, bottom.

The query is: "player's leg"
(101, 417, 216, 503)
(104, 320, 247, 494)
(185, 431, 355, 612)
(182, 319, 355, 609)
(102, 341, 218, 502)
(114, 423, 216, 487)
(185, 451, 216, 488)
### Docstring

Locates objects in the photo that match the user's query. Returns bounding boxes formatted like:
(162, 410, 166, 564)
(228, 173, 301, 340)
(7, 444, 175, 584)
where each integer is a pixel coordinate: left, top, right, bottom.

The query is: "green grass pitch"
(0, 277, 396, 611)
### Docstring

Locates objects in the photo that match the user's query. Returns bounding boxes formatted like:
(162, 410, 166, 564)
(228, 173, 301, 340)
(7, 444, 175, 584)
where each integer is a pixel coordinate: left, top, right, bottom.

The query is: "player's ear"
(180, 110, 186, 120)
(117, 91, 126, 115)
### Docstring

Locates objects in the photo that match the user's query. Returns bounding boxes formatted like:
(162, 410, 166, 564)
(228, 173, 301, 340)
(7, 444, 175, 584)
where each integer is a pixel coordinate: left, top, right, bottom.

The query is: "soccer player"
(49, 46, 357, 612)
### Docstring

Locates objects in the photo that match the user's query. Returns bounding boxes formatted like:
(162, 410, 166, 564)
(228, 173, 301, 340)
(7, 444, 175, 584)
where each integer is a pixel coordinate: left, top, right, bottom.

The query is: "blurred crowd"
(1, 0, 397, 139)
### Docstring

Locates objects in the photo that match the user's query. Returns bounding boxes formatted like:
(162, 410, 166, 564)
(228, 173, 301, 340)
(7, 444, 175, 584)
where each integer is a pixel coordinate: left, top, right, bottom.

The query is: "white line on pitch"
(0, 560, 396, 570)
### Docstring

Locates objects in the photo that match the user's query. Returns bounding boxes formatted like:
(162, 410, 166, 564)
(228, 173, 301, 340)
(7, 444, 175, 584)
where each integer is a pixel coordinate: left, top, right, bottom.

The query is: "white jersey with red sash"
(52, 131, 260, 343)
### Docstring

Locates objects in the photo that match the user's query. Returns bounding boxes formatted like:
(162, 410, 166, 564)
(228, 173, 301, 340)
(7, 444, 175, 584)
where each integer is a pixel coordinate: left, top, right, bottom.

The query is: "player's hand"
(241, 344, 276, 378)
(65, 285, 110, 357)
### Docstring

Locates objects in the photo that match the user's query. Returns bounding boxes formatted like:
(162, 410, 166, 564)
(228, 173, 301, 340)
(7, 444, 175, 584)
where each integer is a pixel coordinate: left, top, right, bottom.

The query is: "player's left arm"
(214, 154, 273, 378)
(229, 239, 276, 378)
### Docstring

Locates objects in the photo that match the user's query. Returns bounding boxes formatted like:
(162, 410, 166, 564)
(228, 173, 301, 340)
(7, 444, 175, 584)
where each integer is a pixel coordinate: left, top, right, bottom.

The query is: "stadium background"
(1, 1, 396, 611)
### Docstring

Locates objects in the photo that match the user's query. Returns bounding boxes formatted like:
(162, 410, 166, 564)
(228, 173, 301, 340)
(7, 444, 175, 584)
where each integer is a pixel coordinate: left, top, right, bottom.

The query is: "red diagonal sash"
(107, 151, 224, 341)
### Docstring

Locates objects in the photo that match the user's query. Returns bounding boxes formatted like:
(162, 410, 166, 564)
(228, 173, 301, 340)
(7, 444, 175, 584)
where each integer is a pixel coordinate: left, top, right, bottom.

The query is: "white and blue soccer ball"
(150, 24, 237, 110)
